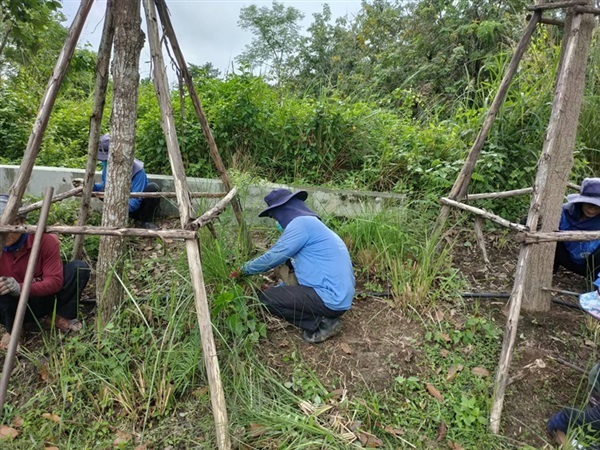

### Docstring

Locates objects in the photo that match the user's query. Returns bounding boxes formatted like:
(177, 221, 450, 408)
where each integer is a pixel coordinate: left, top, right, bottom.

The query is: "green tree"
(237, 0, 304, 84)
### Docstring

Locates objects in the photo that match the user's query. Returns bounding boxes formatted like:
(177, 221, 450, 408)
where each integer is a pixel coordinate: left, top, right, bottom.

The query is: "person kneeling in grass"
(232, 189, 355, 344)
(0, 195, 90, 348)
(547, 363, 600, 448)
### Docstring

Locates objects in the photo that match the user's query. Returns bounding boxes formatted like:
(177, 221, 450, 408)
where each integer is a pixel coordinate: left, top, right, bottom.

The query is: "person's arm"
(128, 170, 147, 213)
(242, 224, 308, 275)
(93, 164, 107, 192)
(28, 235, 64, 297)
(548, 404, 600, 436)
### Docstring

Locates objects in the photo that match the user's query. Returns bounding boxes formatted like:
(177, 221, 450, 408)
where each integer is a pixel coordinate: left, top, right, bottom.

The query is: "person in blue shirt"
(234, 189, 355, 344)
(554, 178, 600, 281)
(92, 134, 161, 230)
(547, 362, 600, 447)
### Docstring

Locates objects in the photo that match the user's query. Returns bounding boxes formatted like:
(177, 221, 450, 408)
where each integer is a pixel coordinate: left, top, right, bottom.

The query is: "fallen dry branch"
(188, 187, 238, 230)
(0, 224, 196, 240)
(439, 197, 528, 232)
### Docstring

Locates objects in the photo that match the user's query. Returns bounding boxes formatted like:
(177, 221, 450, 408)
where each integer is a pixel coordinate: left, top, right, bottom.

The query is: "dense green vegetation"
(1, 0, 598, 211)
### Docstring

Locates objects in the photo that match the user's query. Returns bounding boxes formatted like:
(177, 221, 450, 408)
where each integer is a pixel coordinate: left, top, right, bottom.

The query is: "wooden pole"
(154, 0, 252, 252)
(527, 1, 588, 11)
(474, 217, 490, 265)
(0, 224, 197, 239)
(490, 6, 595, 432)
(439, 198, 528, 232)
(521, 230, 600, 243)
(18, 187, 83, 215)
(189, 187, 237, 230)
(143, 1, 230, 448)
(436, 11, 541, 230)
(522, 5, 595, 312)
(0, 187, 53, 414)
(73, 0, 114, 260)
(0, 0, 94, 231)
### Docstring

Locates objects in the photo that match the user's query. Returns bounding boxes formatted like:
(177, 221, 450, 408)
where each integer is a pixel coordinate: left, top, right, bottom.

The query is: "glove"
(72, 178, 84, 188)
(229, 270, 242, 279)
(0, 277, 21, 297)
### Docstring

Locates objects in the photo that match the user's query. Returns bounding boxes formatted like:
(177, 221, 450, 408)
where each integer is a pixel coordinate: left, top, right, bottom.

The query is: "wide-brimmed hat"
(0, 194, 25, 219)
(566, 178, 600, 208)
(258, 189, 308, 217)
(97, 134, 110, 161)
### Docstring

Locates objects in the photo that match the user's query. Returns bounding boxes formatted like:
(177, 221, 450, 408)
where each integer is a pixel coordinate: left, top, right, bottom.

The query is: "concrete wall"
(0, 165, 405, 224)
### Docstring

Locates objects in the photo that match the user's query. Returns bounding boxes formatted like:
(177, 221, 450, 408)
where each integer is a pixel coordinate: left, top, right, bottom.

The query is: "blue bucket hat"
(97, 134, 110, 161)
(567, 178, 600, 208)
(0, 194, 26, 219)
(258, 189, 308, 217)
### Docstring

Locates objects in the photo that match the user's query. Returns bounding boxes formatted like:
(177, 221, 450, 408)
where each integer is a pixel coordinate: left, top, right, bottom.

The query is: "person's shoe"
(302, 318, 342, 344)
(46, 315, 82, 333)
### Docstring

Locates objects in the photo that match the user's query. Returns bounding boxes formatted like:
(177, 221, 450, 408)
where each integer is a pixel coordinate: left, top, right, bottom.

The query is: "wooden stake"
(143, 1, 230, 448)
(0, 0, 93, 231)
(155, 0, 252, 253)
(474, 217, 490, 265)
(436, 11, 541, 230)
(0, 187, 53, 414)
(73, 0, 114, 261)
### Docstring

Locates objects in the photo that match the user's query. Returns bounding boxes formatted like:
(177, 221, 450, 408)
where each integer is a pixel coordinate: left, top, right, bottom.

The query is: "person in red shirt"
(0, 194, 90, 348)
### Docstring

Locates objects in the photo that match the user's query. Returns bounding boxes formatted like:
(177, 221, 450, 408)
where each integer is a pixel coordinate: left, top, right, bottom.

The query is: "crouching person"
(0, 195, 90, 348)
(547, 362, 600, 446)
(234, 189, 355, 344)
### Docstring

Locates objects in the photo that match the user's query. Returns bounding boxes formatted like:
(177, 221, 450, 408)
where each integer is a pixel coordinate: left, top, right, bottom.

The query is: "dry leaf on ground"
(113, 430, 133, 446)
(41, 413, 61, 424)
(436, 421, 447, 442)
(358, 431, 384, 448)
(0, 425, 19, 440)
(448, 440, 465, 450)
(471, 367, 490, 377)
(340, 342, 352, 354)
(446, 364, 464, 382)
(11, 416, 23, 428)
(425, 383, 444, 402)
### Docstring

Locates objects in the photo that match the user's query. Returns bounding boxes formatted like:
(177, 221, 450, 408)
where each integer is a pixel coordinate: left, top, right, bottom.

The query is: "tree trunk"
(522, 6, 595, 312)
(73, 0, 114, 261)
(96, 0, 144, 325)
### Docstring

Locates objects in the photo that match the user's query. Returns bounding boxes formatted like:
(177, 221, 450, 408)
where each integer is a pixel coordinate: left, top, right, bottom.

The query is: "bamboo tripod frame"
(436, 1, 598, 435)
(0, 1, 252, 448)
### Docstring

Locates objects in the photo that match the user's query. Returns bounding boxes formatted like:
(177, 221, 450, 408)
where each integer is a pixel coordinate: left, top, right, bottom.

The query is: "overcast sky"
(60, 1, 362, 80)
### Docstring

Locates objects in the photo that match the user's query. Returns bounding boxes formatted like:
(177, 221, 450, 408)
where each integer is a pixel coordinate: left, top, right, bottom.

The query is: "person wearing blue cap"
(232, 188, 355, 344)
(0, 195, 90, 348)
(554, 178, 600, 281)
(78, 134, 161, 230)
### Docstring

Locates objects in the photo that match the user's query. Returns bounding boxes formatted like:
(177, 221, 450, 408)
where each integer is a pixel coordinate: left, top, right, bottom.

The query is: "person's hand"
(72, 178, 84, 188)
(229, 270, 242, 279)
(0, 277, 20, 297)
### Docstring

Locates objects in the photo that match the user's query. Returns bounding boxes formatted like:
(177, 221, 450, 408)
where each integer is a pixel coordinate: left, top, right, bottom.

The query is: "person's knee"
(145, 182, 160, 193)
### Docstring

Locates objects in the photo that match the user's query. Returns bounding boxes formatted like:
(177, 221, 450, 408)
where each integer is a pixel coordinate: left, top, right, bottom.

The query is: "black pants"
(554, 242, 600, 280)
(129, 182, 161, 223)
(0, 260, 90, 333)
(258, 285, 345, 332)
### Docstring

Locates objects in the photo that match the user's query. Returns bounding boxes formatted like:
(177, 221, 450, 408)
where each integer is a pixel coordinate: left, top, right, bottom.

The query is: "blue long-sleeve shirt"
(93, 161, 147, 213)
(242, 216, 355, 311)
(560, 203, 600, 265)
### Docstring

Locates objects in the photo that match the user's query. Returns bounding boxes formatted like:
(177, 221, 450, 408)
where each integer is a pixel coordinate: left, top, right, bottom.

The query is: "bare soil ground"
(257, 228, 598, 448)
